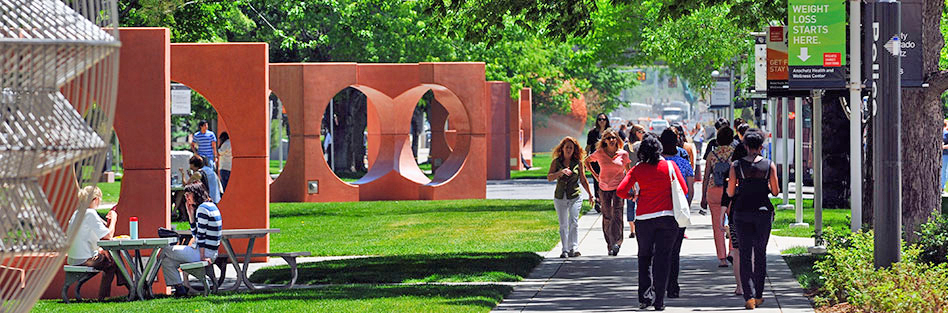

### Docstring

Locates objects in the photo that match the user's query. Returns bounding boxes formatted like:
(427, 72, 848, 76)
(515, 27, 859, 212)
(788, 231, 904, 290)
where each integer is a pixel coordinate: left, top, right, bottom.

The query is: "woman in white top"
(218, 132, 233, 191)
(66, 186, 125, 299)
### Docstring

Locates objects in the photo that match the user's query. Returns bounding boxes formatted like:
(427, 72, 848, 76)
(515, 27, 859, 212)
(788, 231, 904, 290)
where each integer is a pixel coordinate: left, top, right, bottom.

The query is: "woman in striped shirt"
(161, 181, 223, 297)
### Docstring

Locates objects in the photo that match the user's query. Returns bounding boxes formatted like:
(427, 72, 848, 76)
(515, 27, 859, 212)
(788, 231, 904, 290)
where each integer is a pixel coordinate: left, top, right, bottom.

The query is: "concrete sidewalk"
(493, 200, 815, 312)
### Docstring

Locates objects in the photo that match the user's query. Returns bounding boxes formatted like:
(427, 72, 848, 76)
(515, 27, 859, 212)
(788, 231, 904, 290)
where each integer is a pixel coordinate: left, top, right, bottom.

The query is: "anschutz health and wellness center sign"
(788, 0, 847, 90)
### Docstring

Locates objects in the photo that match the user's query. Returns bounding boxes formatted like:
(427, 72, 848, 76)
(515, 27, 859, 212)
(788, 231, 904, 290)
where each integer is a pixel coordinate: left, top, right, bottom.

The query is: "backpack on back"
(711, 148, 732, 187)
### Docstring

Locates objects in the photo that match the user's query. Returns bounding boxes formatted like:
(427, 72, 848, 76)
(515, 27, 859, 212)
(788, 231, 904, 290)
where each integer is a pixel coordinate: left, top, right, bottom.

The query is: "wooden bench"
(179, 261, 218, 296)
(250, 252, 311, 288)
(62, 266, 100, 303)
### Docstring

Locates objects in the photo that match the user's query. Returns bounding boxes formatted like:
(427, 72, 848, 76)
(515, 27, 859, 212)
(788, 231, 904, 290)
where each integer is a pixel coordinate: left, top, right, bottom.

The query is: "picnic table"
(97, 237, 176, 300)
(175, 228, 280, 291)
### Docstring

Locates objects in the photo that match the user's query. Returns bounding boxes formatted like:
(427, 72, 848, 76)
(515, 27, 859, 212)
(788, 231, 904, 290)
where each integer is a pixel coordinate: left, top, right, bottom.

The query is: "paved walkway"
(492, 182, 815, 313)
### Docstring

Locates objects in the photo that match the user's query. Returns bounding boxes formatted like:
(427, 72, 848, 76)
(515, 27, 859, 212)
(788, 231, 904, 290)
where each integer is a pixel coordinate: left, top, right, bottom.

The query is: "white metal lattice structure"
(0, 0, 119, 311)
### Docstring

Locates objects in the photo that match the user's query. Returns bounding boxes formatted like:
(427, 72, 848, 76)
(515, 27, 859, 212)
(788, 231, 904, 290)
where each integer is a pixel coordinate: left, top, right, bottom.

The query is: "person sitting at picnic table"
(66, 186, 127, 299)
(160, 181, 223, 297)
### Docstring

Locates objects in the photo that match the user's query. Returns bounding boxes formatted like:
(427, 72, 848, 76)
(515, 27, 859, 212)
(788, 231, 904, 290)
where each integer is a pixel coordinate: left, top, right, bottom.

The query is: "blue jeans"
(942, 154, 948, 191)
(626, 199, 636, 222)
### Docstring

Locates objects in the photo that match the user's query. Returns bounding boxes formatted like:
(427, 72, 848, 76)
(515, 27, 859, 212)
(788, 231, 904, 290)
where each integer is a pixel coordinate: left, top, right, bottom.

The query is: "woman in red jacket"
(618, 135, 688, 311)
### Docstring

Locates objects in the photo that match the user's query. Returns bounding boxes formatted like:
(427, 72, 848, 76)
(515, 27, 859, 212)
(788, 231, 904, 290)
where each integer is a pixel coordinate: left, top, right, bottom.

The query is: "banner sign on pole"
(788, 0, 847, 90)
(170, 83, 192, 115)
(899, 0, 923, 87)
(767, 26, 789, 91)
(710, 77, 732, 109)
(755, 34, 768, 92)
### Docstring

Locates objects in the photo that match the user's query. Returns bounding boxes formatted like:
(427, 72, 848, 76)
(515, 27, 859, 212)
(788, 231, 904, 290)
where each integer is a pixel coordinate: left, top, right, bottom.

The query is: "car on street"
(649, 120, 670, 135)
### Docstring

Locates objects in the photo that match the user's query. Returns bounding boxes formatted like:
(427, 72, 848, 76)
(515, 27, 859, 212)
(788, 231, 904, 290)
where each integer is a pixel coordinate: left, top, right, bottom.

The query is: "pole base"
(789, 222, 810, 229)
(777, 205, 794, 210)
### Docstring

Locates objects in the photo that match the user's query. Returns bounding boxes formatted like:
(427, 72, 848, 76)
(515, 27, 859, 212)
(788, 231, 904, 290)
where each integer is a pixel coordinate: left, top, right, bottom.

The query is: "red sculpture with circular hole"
(268, 63, 487, 202)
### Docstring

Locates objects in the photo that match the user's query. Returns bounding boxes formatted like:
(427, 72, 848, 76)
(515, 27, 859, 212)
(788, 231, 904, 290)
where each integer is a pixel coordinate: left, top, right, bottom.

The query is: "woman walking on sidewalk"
(624, 124, 646, 238)
(585, 129, 631, 256)
(661, 128, 694, 299)
(617, 135, 688, 311)
(586, 113, 611, 213)
(726, 129, 779, 310)
(548, 137, 594, 258)
(701, 126, 735, 267)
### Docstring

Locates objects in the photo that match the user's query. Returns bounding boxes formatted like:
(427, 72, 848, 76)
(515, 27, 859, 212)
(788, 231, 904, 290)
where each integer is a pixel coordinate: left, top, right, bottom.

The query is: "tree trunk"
(332, 88, 368, 175)
(410, 104, 425, 159)
(899, 0, 946, 242)
(822, 89, 850, 209)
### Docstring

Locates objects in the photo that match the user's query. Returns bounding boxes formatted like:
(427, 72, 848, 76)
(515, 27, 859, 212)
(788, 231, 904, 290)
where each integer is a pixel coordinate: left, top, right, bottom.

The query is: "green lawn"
(250, 252, 542, 285)
(98, 180, 122, 204)
(770, 198, 850, 238)
(509, 153, 552, 179)
(32, 284, 511, 313)
(57, 199, 559, 313)
(268, 199, 564, 255)
(781, 247, 825, 293)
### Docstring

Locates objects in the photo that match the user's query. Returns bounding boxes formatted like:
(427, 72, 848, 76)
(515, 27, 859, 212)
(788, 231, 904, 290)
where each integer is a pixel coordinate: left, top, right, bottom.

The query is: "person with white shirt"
(66, 186, 126, 299)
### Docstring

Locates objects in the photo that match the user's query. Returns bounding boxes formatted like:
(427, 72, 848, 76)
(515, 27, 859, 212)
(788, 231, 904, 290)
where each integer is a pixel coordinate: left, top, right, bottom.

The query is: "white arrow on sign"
(798, 47, 811, 62)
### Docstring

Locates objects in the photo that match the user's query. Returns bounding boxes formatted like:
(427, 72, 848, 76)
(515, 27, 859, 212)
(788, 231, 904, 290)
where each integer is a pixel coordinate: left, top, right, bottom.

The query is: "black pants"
(635, 216, 679, 307)
(734, 211, 773, 301)
(666, 227, 686, 295)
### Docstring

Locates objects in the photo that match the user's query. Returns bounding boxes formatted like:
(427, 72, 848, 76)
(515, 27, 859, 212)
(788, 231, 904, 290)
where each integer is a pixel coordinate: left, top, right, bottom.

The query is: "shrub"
(814, 230, 948, 313)
(916, 214, 948, 265)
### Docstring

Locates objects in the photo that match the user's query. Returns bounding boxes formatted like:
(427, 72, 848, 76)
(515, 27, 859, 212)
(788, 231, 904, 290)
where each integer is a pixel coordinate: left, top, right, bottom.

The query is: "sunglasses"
(597, 118, 608, 121)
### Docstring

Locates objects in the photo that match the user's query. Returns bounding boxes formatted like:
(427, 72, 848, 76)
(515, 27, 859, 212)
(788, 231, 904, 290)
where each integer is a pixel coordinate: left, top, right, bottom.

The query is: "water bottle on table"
(129, 216, 138, 239)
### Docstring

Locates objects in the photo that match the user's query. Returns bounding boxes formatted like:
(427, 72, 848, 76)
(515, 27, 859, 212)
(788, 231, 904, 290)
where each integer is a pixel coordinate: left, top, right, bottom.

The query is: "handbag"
(667, 160, 692, 227)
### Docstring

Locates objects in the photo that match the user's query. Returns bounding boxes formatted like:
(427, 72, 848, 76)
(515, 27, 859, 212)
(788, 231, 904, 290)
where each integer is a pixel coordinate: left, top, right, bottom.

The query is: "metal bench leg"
(281, 256, 299, 288)
(62, 273, 80, 303)
(205, 265, 218, 293)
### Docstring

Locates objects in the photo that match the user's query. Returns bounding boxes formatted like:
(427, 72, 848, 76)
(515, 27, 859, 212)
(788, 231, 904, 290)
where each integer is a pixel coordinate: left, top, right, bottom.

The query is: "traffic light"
(668, 76, 677, 88)
(636, 71, 646, 81)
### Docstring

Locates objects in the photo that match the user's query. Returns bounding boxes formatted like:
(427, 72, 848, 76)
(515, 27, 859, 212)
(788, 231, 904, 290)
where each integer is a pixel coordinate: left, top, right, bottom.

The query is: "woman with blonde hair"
(67, 186, 125, 299)
(548, 137, 594, 258)
(585, 129, 632, 256)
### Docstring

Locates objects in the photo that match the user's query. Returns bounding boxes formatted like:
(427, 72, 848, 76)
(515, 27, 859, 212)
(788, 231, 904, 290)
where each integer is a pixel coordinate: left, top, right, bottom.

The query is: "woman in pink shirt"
(584, 129, 631, 256)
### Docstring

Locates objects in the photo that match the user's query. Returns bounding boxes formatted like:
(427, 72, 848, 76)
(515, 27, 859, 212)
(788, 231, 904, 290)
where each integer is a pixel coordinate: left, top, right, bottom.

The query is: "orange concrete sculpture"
(269, 63, 360, 203)
(268, 62, 487, 201)
(511, 88, 533, 170)
(38, 27, 172, 299)
(170, 43, 271, 257)
(486, 81, 511, 180)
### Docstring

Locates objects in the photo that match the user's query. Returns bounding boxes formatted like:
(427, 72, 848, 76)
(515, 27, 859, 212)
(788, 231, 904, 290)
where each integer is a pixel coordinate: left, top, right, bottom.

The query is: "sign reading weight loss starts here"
(788, 0, 846, 90)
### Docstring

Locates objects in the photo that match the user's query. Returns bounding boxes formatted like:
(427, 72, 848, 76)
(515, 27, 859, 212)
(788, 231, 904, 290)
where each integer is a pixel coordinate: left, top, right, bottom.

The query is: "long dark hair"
(219, 132, 229, 146)
(637, 135, 662, 165)
(595, 113, 610, 130)
(184, 181, 210, 205)
(660, 128, 679, 156)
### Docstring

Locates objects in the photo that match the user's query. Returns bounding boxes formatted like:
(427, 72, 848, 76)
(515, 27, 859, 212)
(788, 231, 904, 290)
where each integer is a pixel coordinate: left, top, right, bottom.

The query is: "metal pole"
(850, 0, 864, 232)
(781, 97, 792, 208)
(330, 98, 335, 171)
(729, 70, 735, 122)
(813, 90, 823, 242)
(873, 0, 901, 268)
(791, 97, 808, 228)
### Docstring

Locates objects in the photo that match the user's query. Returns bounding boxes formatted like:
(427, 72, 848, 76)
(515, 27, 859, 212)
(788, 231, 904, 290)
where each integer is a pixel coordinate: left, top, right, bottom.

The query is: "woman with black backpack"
(726, 129, 779, 310)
